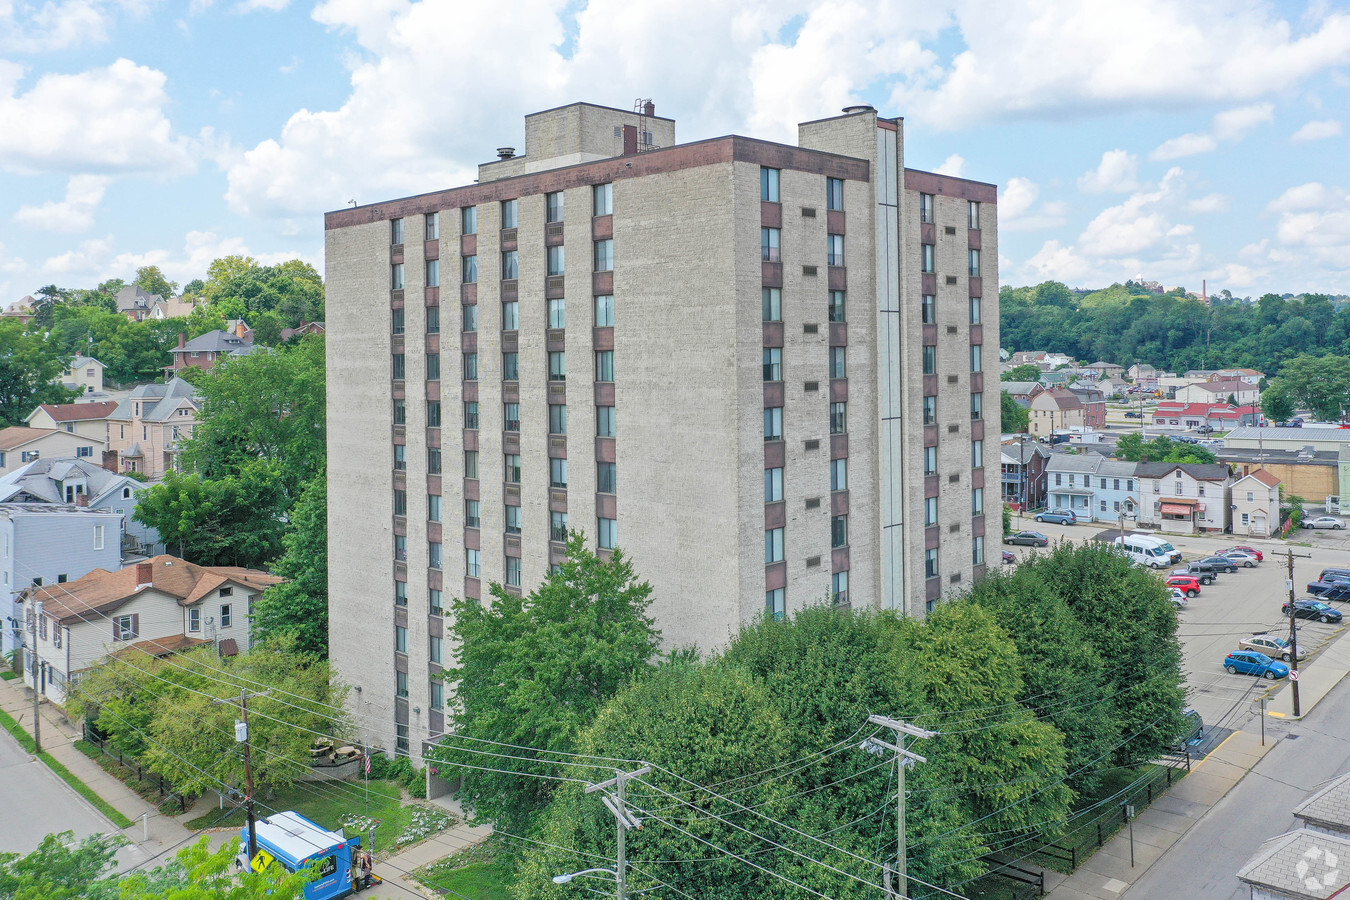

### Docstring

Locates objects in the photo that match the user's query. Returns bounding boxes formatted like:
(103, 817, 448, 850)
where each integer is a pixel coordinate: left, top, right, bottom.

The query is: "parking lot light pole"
(1285, 548, 1310, 716)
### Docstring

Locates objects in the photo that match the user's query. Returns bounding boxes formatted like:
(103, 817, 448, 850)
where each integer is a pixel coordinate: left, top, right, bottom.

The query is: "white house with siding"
(1134, 463, 1233, 534)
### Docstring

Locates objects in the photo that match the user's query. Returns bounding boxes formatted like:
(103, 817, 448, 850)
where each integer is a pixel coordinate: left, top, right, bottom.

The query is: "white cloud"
(236, 0, 288, 10)
(1152, 102, 1274, 159)
(1077, 149, 1139, 194)
(933, 153, 965, 177)
(1187, 193, 1231, 214)
(1291, 118, 1342, 142)
(0, 58, 195, 175)
(997, 176, 1067, 232)
(1150, 132, 1217, 160)
(1265, 183, 1350, 263)
(12, 174, 110, 232)
(0, 0, 112, 52)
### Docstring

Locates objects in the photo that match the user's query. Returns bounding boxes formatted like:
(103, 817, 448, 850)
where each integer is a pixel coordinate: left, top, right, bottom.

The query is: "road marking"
(1268, 711, 1287, 718)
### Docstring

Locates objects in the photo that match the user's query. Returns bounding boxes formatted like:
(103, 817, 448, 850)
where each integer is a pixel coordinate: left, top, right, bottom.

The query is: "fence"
(82, 723, 190, 812)
(1277, 516, 1296, 538)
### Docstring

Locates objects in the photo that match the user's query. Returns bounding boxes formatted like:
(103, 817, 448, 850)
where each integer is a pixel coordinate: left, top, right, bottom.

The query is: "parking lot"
(1001, 514, 1350, 732)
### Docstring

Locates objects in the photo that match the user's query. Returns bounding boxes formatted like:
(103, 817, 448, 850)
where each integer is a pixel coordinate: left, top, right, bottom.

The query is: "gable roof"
(32, 555, 283, 626)
(174, 329, 255, 355)
(1000, 381, 1042, 395)
(1190, 379, 1249, 394)
(1135, 462, 1231, 481)
(115, 285, 163, 312)
(0, 426, 99, 452)
(0, 456, 144, 505)
(1236, 828, 1350, 899)
(30, 401, 119, 423)
(1293, 771, 1350, 834)
(109, 377, 200, 423)
(1234, 469, 1282, 488)
(68, 355, 104, 369)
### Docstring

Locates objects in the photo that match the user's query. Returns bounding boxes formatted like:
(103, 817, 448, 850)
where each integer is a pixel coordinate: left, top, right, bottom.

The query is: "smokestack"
(136, 561, 153, 587)
(178, 332, 186, 349)
(642, 100, 655, 117)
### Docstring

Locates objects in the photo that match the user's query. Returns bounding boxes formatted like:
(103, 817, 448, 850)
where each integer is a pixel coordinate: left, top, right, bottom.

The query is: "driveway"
(0, 723, 117, 854)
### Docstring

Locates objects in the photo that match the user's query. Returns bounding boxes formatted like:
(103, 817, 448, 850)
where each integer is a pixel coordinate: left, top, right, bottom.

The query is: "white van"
(1112, 534, 1182, 568)
(1134, 533, 1182, 564)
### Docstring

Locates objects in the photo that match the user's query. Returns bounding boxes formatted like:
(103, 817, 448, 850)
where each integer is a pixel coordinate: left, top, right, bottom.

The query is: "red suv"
(1167, 575, 1202, 597)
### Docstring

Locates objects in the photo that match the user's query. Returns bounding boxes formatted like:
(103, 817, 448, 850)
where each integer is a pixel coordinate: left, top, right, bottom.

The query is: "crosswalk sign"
(251, 848, 276, 873)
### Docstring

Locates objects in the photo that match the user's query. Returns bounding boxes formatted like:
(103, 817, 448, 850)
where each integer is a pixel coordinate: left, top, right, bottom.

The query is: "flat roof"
(252, 811, 347, 864)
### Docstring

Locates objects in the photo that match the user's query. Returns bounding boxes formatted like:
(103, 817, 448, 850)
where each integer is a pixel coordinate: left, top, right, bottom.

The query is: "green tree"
(1115, 433, 1217, 465)
(1286, 493, 1306, 529)
(0, 831, 123, 900)
(1003, 364, 1042, 382)
(197, 256, 324, 328)
(1033, 281, 1076, 309)
(1261, 383, 1295, 423)
(251, 474, 328, 656)
(133, 463, 288, 568)
(0, 321, 75, 425)
(1269, 355, 1350, 422)
(133, 265, 179, 299)
(432, 532, 661, 832)
(118, 838, 310, 900)
(1001, 390, 1029, 432)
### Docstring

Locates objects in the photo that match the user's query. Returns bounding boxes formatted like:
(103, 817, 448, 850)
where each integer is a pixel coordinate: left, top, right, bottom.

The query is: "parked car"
(1195, 425, 1215, 434)
(1124, 411, 1142, 418)
(1224, 651, 1289, 679)
(1227, 545, 1264, 562)
(1305, 516, 1346, 530)
(1282, 599, 1344, 623)
(1169, 588, 1188, 608)
(1001, 550, 1016, 564)
(1237, 633, 1308, 662)
(1167, 575, 1202, 597)
(1172, 708, 1204, 749)
(1034, 509, 1078, 525)
(1172, 563, 1218, 585)
(1220, 550, 1260, 568)
(1319, 567, 1350, 583)
(1198, 556, 1239, 574)
(1005, 531, 1050, 547)
(1306, 581, 1350, 602)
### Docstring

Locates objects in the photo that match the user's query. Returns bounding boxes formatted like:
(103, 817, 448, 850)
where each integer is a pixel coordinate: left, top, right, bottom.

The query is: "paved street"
(0, 718, 117, 854)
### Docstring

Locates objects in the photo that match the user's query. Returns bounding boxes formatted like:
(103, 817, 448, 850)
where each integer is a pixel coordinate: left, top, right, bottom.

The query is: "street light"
(553, 868, 619, 885)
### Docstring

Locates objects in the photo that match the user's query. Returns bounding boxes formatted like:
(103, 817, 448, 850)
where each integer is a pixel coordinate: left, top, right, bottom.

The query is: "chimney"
(496, 147, 516, 160)
(642, 100, 655, 117)
(75, 494, 88, 507)
(235, 320, 247, 338)
(177, 332, 186, 349)
(622, 124, 638, 157)
(136, 561, 153, 586)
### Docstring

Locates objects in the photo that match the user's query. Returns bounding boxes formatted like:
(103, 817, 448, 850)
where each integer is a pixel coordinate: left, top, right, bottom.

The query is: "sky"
(1, 0, 1349, 305)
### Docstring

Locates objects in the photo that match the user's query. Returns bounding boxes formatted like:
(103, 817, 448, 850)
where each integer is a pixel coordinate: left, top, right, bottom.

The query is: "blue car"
(1034, 509, 1077, 525)
(1223, 650, 1290, 680)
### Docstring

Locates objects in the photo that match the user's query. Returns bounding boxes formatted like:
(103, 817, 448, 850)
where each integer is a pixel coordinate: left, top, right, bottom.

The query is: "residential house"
(1082, 361, 1125, 379)
(1, 297, 35, 324)
(1009, 351, 1047, 366)
(1173, 379, 1259, 406)
(1230, 470, 1281, 538)
(0, 427, 104, 476)
(169, 325, 256, 374)
(1067, 382, 1106, 427)
(23, 555, 282, 707)
(1213, 368, 1265, 386)
(1086, 459, 1141, 524)
(1028, 388, 1085, 438)
(1001, 439, 1051, 509)
(1219, 446, 1340, 501)
(0, 503, 123, 661)
(1000, 380, 1044, 406)
(25, 401, 119, 443)
(280, 321, 325, 341)
(1135, 463, 1232, 533)
(1127, 363, 1157, 382)
(0, 458, 162, 555)
(1096, 375, 1129, 398)
(105, 377, 200, 479)
(54, 356, 106, 395)
(1044, 455, 1139, 522)
(115, 285, 164, 322)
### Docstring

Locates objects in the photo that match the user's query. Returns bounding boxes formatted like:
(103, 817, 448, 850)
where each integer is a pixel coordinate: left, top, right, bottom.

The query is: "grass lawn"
(417, 842, 515, 900)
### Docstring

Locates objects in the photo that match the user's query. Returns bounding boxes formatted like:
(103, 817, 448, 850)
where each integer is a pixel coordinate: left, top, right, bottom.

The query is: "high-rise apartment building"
(326, 101, 999, 759)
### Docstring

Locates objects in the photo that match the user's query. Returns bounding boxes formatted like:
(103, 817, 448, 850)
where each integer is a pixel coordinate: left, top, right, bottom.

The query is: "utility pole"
(585, 764, 650, 900)
(214, 688, 271, 865)
(1285, 548, 1313, 716)
(861, 715, 937, 899)
(28, 599, 42, 754)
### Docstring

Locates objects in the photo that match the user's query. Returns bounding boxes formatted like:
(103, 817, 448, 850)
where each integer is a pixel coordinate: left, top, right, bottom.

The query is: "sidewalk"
(372, 795, 493, 898)
(0, 677, 192, 872)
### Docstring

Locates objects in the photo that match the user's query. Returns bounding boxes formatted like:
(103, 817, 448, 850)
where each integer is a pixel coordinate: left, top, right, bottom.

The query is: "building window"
(972, 439, 983, 468)
(598, 516, 617, 550)
(546, 191, 564, 224)
(429, 448, 442, 474)
(424, 212, 439, 241)
(501, 250, 519, 280)
(393, 489, 407, 517)
(392, 353, 406, 381)
(429, 635, 443, 665)
(969, 249, 980, 277)
(431, 681, 445, 710)
(973, 536, 985, 566)
(826, 177, 844, 211)
(922, 294, 935, 325)
(465, 450, 478, 478)
(76, 446, 91, 459)
(832, 515, 848, 548)
(549, 403, 568, 435)
(919, 193, 934, 224)
(968, 201, 979, 230)
(430, 588, 443, 615)
(460, 205, 477, 235)
(502, 351, 519, 382)
(501, 199, 518, 229)
(924, 445, 937, 474)
(597, 406, 616, 437)
(93, 524, 104, 550)
(765, 527, 784, 563)
(463, 401, 479, 429)
(426, 306, 440, 334)
(188, 608, 201, 632)
(463, 353, 479, 382)
(550, 457, 568, 488)
(761, 167, 780, 202)
(766, 588, 785, 621)
(504, 403, 521, 432)
(505, 505, 522, 534)
(428, 494, 442, 523)
(921, 244, 935, 273)
(763, 348, 782, 382)
(462, 303, 477, 332)
(831, 458, 847, 492)
(593, 239, 614, 272)
(505, 454, 521, 483)
(925, 496, 938, 526)
(595, 294, 614, 327)
(429, 541, 443, 569)
(547, 245, 565, 276)
(394, 534, 408, 561)
(502, 300, 519, 331)
(114, 614, 136, 641)
(971, 392, 983, 420)
(827, 234, 844, 267)
(461, 255, 478, 284)
(762, 287, 782, 322)
(595, 350, 615, 382)
(594, 182, 613, 216)
(830, 402, 847, 435)
(392, 308, 405, 335)
(547, 296, 566, 329)
(922, 345, 936, 375)
(465, 547, 481, 577)
(828, 290, 846, 323)
(764, 407, 783, 441)
(765, 467, 783, 502)
(425, 353, 440, 380)
(465, 499, 481, 528)
(830, 347, 846, 379)
(971, 345, 982, 373)
(420, 259, 437, 289)
(391, 218, 405, 245)
(395, 625, 408, 653)
(551, 511, 568, 542)
(761, 227, 780, 262)
(220, 604, 232, 628)
(395, 671, 409, 699)
(925, 547, 939, 578)
(973, 487, 984, 516)
(923, 395, 937, 425)
(393, 444, 407, 471)
(597, 461, 617, 494)
(548, 351, 567, 381)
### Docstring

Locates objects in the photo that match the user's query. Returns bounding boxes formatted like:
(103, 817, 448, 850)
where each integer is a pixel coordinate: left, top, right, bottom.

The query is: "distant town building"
(1028, 388, 1084, 437)
(0, 427, 104, 476)
(105, 377, 200, 479)
(1134, 462, 1232, 533)
(1172, 379, 1260, 406)
(54, 355, 105, 395)
(25, 400, 119, 443)
(1229, 470, 1281, 537)
(169, 324, 256, 373)
(0, 457, 162, 555)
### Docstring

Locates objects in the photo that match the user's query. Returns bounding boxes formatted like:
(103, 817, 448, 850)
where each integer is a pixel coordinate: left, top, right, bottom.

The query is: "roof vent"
(842, 104, 875, 114)
(496, 147, 516, 160)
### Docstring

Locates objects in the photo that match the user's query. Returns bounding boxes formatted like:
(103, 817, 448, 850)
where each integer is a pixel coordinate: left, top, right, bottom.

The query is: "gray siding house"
(0, 458, 162, 556)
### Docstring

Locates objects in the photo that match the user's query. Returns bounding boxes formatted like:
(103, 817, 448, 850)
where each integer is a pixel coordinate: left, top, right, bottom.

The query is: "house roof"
(0, 456, 144, 505)
(1235, 469, 1282, 488)
(113, 634, 212, 659)
(1046, 455, 1105, 474)
(174, 329, 255, 355)
(31, 401, 118, 423)
(1293, 771, 1350, 833)
(68, 355, 103, 369)
(109, 377, 199, 423)
(1236, 828, 1350, 899)
(1045, 389, 1083, 410)
(1135, 462, 1232, 481)
(1001, 381, 1042, 395)
(1191, 379, 1250, 394)
(31, 555, 283, 626)
(115, 285, 163, 312)
(0, 427, 54, 451)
